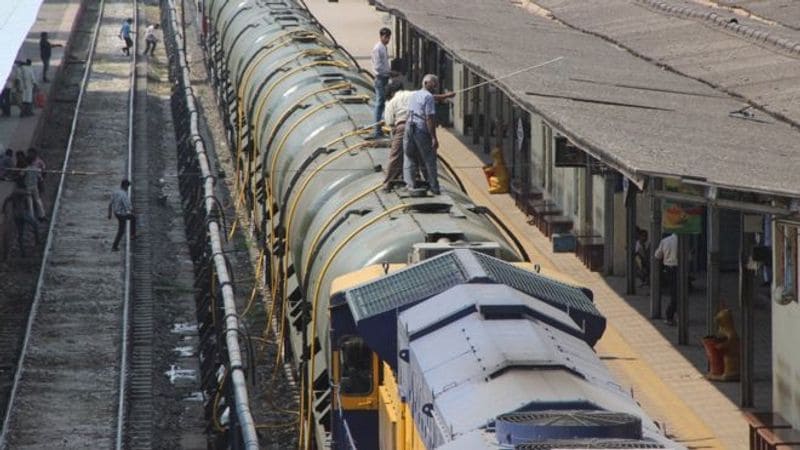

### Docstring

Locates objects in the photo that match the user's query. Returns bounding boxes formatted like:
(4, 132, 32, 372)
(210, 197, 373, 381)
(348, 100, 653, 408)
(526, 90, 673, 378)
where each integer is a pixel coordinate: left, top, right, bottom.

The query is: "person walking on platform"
(120, 18, 134, 56)
(144, 24, 160, 56)
(655, 233, 678, 326)
(2, 179, 39, 259)
(39, 32, 63, 83)
(371, 27, 393, 139)
(27, 148, 46, 195)
(1, 73, 13, 117)
(23, 155, 46, 222)
(18, 60, 36, 117)
(108, 179, 136, 251)
(0, 149, 14, 180)
(403, 74, 446, 195)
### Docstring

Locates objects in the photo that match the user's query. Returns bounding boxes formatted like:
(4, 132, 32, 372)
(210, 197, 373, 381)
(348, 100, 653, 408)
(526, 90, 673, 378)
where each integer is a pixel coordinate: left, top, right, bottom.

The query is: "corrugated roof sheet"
(374, 0, 800, 197)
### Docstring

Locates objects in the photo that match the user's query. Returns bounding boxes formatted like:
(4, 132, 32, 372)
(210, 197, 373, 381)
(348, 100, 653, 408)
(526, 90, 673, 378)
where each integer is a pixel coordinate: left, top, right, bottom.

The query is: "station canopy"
(0, 0, 45, 86)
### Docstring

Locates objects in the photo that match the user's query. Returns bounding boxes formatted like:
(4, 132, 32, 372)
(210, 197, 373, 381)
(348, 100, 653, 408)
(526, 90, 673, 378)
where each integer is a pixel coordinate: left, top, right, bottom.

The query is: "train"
(200, 0, 680, 448)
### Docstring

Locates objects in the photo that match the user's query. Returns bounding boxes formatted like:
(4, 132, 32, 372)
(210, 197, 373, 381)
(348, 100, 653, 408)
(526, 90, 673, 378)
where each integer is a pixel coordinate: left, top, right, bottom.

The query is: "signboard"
(662, 201, 703, 234)
(661, 179, 704, 234)
(554, 136, 586, 167)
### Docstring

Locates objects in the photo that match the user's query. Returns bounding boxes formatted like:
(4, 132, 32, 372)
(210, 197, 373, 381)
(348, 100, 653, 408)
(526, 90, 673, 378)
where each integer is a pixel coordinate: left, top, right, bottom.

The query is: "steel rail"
(166, 0, 259, 447)
(116, 0, 139, 447)
(0, 0, 111, 447)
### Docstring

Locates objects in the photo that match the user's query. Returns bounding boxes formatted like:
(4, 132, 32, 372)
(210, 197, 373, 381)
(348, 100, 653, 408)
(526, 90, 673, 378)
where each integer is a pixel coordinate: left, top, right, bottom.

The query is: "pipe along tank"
(202, 1, 679, 449)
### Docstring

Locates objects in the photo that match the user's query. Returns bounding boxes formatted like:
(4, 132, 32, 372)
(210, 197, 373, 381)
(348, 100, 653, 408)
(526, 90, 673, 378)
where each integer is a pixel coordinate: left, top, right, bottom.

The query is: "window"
(339, 336, 373, 396)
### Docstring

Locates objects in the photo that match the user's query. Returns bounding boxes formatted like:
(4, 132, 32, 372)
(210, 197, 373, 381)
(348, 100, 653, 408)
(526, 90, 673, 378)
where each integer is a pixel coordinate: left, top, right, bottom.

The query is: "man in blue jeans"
(371, 27, 392, 139)
(403, 74, 444, 195)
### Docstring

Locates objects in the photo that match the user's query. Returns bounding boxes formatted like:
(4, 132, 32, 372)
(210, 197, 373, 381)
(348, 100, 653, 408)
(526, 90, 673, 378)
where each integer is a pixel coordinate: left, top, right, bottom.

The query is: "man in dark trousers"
(108, 179, 136, 251)
(2, 179, 39, 258)
(39, 32, 63, 83)
(120, 18, 134, 56)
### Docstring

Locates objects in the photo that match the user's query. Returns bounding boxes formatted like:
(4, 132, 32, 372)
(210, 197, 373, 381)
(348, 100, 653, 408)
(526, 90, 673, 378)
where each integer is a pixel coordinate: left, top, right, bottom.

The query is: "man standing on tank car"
(384, 80, 454, 192)
(371, 27, 395, 139)
(403, 74, 449, 196)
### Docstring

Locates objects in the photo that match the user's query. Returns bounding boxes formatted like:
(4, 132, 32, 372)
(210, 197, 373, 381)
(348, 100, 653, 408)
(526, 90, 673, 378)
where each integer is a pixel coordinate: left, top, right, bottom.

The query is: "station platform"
(0, 0, 82, 251)
(304, 0, 764, 448)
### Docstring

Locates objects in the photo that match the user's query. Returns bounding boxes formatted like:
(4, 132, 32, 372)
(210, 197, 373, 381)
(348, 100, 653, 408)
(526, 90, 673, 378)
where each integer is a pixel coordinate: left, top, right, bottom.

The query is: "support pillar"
(482, 84, 491, 154)
(677, 234, 690, 345)
(739, 213, 755, 407)
(706, 207, 721, 335)
(625, 185, 637, 295)
(471, 73, 479, 145)
(650, 179, 662, 318)
(603, 175, 615, 275)
(583, 160, 594, 236)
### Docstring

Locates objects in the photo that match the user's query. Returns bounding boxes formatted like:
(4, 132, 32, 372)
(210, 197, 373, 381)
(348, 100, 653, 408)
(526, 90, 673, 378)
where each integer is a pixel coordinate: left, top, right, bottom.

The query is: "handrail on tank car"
(165, 1, 259, 448)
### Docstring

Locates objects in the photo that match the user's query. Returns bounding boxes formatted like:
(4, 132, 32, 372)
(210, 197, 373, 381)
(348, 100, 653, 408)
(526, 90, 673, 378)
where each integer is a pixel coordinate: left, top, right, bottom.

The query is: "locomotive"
(201, 0, 680, 448)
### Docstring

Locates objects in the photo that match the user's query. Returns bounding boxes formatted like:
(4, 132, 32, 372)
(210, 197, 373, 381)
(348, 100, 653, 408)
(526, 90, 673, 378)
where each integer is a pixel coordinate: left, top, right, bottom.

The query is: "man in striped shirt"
(108, 179, 136, 251)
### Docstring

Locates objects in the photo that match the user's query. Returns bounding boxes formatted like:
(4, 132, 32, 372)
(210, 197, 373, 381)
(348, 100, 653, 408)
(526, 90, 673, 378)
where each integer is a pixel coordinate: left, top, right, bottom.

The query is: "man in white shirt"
(371, 27, 392, 138)
(384, 81, 455, 192)
(404, 74, 446, 195)
(144, 24, 160, 56)
(654, 233, 678, 325)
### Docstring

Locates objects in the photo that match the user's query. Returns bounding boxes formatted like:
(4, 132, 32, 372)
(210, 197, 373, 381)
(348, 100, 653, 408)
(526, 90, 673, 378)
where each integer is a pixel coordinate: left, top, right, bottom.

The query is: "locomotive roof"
(343, 249, 605, 348)
(374, 0, 800, 198)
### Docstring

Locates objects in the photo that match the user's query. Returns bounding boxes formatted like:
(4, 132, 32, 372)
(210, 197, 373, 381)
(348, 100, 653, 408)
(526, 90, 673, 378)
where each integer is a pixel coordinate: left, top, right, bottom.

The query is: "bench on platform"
(542, 215, 573, 238)
(530, 202, 562, 230)
(745, 412, 794, 450)
(510, 180, 544, 216)
(576, 236, 604, 272)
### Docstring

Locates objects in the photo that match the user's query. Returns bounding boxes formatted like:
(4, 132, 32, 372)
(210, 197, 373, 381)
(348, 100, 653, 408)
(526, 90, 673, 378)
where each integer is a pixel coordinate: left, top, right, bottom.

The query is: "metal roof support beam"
(649, 179, 663, 319)
(625, 187, 637, 295)
(739, 213, 755, 407)
(706, 207, 721, 336)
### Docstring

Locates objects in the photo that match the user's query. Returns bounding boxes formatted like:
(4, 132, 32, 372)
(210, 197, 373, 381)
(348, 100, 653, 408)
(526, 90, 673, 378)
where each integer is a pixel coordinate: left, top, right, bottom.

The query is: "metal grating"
(473, 252, 598, 315)
(347, 252, 468, 322)
(345, 250, 605, 347)
(515, 439, 665, 449)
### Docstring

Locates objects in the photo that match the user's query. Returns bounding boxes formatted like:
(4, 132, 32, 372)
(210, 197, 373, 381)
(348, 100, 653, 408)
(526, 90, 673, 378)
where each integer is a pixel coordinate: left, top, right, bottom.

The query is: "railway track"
(0, 0, 147, 447)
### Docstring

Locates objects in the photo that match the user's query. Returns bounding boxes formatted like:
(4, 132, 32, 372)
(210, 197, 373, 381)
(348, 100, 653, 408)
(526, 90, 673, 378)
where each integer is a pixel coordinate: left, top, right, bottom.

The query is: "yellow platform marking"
(436, 130, 727, 449)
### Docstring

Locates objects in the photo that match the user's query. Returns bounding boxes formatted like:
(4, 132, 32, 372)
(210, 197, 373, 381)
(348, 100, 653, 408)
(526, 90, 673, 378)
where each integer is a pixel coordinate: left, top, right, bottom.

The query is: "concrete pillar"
(604, 175, 615, 275)
(677, 234, 690, 345)
(625, 185, 637, 295)
(583, 160, 594, 235)
(739, 214, 755, 407)
(482, 84, 491, 154)
(471, 72, 479, 145)
(706, 207, 720, 335)
(649, 179, 662, 319)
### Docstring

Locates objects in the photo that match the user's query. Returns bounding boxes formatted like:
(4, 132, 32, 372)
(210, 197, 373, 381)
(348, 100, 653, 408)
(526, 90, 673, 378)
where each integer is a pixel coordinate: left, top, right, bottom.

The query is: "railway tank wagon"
(203, 0, 525, 445)
(200, 0, 680, 449)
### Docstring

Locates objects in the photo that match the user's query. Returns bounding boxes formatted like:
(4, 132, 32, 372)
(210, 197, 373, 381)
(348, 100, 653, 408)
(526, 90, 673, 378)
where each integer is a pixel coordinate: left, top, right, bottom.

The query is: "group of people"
(120, 18, 160, 57)
(371, 27, 454, 195)
(0, 33, 63, 118)
(1, 148, 48, 258)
